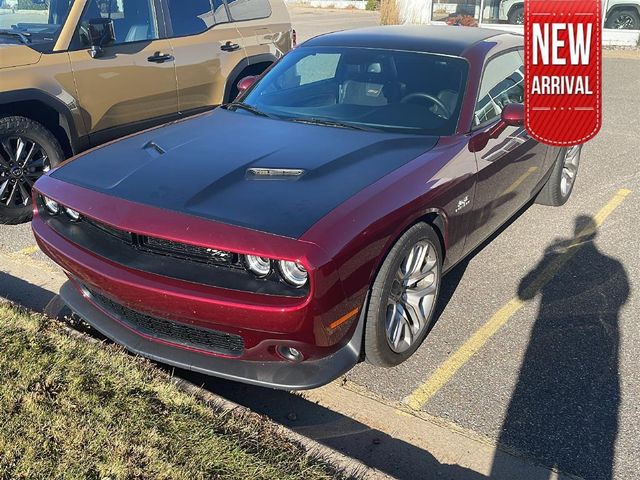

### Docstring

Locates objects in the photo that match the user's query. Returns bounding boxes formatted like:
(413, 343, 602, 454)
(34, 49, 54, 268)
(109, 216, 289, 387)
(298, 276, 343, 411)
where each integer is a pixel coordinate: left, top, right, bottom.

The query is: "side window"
(474, 50, 524, 126)
(226, 0, 272, 21)
(166, 0, 219, 37)
(78, 0, 159, 46)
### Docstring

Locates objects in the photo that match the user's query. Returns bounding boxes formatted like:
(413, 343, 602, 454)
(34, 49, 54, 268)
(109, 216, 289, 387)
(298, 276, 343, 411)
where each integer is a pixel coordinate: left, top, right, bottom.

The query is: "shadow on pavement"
(178, 369, 487, 480)
(491, 215, 629, 480)
(0, 271, 56, 311)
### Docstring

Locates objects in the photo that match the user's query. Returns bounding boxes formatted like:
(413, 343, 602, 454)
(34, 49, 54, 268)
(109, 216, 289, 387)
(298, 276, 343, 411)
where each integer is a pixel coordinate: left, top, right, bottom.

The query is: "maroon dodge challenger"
(32, 26, 581, 390)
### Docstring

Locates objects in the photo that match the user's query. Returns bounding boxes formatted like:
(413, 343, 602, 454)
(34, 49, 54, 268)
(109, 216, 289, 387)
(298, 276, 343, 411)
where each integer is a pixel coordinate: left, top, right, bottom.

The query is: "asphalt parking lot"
(1, 8, 639, 480)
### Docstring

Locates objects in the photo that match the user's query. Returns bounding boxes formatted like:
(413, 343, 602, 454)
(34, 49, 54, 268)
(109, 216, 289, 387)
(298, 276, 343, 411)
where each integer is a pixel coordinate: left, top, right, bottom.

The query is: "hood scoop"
(246, 167, 305, 180)
(143, 141, 166, 158)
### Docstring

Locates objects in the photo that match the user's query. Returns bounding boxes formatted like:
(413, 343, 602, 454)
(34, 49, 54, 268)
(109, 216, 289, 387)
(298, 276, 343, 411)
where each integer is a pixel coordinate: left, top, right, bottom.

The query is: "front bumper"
(60, 280, 364, 390)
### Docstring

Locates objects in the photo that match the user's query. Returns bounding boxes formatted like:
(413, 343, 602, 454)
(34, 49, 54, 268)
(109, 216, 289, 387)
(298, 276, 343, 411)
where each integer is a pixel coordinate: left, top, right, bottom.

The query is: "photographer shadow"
(491, 215, 629, 479)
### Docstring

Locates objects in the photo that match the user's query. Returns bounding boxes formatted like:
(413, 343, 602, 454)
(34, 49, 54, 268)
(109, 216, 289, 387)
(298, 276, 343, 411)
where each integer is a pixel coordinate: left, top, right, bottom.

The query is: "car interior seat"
(122, 0, 153, 42)
(435, 89, 459, 117)
(339, 59, 402, 106)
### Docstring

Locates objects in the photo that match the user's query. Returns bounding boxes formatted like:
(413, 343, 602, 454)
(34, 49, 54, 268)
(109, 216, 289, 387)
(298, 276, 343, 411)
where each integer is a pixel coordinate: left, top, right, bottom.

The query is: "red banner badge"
(525, 0, 602, 146)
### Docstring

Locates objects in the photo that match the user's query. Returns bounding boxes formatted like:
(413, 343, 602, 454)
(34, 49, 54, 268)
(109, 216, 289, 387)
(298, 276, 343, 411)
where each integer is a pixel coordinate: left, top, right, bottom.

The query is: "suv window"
(0, 0, 74, 52)
(78, 0, 159, 46)
(474, 50, 524, 126)
(226, 0, 271, 21)
(165, 0, 227, 37)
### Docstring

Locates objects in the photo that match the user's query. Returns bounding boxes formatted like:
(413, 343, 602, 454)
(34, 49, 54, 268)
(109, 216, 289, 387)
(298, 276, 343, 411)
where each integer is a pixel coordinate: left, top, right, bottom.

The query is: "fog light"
(245, 255, 272, 278)
(43, 196, 60, 215)
(65, 207, 81, 222)
(277, 346, 303, 363)
(279, 261, 308, 288)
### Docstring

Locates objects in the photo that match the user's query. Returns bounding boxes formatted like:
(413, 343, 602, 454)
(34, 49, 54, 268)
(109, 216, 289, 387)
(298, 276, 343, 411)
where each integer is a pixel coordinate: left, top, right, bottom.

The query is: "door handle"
(221, 41, 240, 52)
(147, 53, 174, 63)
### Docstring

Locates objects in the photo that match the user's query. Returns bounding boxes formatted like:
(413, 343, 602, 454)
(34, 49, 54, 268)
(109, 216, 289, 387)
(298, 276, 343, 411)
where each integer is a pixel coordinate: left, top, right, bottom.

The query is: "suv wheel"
(0, 116, 63, 225)
(508, 6, 525, 25)
(606, 9, 640, 29)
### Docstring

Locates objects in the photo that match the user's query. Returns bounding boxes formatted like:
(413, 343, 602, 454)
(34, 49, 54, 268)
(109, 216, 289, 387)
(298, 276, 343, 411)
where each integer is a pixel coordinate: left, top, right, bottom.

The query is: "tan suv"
(0, 0, 293, 224)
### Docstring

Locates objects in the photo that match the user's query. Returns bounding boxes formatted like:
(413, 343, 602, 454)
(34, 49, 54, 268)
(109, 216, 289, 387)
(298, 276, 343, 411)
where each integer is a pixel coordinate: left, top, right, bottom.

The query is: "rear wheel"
(364, 223, 442, 367)
(536, 145, 582, 207)
(0, 116, 63, 225)
(508, 6, 525, 25)
(606, 8, 640, 29)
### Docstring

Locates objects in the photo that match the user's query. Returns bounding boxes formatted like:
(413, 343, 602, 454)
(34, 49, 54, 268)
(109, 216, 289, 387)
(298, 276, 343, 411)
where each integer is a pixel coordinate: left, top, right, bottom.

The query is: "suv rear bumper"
(60, 280, 363, 390)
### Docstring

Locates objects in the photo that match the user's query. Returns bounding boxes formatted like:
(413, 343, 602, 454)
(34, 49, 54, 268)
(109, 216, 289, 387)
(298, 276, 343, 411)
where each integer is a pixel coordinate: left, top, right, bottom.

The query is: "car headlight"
(43, 196, 60, 215)
(65, 207, 81, 222)
(245, 255, 272, 278)
(278, 260, 308, 288)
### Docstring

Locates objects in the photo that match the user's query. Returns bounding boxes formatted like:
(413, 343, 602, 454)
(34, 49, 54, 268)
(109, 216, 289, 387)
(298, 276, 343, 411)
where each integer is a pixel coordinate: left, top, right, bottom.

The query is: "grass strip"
(0, 302, 345, 480)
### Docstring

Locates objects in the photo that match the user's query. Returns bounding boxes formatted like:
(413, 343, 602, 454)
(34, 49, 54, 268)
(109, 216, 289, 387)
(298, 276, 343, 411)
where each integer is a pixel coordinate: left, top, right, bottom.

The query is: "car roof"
(302, 25, 515, 56)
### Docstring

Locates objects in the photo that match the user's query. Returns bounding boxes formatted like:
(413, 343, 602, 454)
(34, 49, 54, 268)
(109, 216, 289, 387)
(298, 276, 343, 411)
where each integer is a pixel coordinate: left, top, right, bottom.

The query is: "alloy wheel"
(613, 14, 637, 29)
(385, 240, 439, 354)
(560, 145, 581, 198)
(0, 136, 50, 209)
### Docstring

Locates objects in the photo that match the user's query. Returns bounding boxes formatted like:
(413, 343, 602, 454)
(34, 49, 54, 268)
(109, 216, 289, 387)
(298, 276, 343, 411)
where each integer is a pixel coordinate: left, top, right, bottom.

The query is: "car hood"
(0, 43, 42, 69)
(51, 109, 438, 239)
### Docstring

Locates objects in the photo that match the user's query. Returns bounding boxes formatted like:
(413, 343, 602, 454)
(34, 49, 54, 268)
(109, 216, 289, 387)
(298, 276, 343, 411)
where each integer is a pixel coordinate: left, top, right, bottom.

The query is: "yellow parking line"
(12, 245, 40, 257)
(404, 189, 632, 411)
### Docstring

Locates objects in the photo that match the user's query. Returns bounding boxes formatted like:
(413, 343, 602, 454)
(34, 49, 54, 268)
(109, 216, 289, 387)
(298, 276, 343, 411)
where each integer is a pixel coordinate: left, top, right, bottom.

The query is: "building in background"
(396, 0, 639, 46)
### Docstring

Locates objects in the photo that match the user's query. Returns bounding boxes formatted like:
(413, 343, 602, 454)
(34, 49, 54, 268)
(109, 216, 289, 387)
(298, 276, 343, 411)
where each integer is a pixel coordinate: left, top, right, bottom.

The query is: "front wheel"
(0, 116, 63, 225)
(364, 223, 443, 367)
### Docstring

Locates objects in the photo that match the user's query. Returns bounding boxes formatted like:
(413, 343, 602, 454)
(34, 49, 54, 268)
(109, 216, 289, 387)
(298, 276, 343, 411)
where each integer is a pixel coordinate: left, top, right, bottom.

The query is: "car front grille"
(39, 196, 309, 298)
(89, 289, 245, 357)
(83, 217, 238, 268)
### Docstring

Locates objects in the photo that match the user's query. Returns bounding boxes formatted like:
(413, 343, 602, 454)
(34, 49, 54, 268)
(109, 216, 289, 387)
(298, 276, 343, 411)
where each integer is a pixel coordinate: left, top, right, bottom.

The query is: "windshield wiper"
(290, 117, 373, 131)
(223, 102, 276, 119)
(0, 29, 31, 44)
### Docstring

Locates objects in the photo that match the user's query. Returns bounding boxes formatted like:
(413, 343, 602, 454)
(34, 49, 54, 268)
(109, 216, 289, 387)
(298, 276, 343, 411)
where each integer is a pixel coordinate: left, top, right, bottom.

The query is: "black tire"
(605, 8, 640, 29)
(364, 223, 443, 367)
(508, 6, 525, 25)
(536, 145, 582, 207)
(0, 116, 63, 225)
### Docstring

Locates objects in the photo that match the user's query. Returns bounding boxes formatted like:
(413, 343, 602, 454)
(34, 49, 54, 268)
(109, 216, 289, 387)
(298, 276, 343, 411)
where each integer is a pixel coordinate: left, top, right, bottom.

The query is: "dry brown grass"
(0, 303, 346, 480)
(380, 0, 401, 25)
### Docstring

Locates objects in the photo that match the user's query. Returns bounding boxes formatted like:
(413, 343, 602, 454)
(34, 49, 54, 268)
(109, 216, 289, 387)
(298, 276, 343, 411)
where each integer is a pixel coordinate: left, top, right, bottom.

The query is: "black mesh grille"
(140, 236, 236, 266)
(85, 218, 133, 243)
(82, 216, 237, 268)
(89, 290, 245, 356)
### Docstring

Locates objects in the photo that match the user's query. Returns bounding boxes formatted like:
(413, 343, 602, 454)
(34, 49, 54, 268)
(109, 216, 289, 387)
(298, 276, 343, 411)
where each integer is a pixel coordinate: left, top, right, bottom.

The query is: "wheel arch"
(366, 208, 449, 288)
(605, 4, 640, 20)
(223, 53, 278, 103)
(507, 2, 525, 20)
(0, 89, 83, 158)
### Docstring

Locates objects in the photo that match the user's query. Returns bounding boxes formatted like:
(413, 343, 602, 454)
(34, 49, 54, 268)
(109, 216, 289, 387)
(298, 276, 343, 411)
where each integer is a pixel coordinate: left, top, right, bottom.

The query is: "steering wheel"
(401, 92, 451, 119)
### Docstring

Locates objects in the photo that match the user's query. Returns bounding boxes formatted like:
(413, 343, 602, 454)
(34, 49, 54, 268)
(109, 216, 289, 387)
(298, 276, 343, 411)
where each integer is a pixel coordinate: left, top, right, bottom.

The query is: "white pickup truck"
(497, 0, 639, 29)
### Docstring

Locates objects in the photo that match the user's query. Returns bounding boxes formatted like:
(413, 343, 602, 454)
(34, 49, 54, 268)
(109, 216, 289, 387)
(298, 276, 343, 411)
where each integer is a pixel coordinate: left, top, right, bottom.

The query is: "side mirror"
(469, 103, 524, 152)
(87, 18, 115, 58)
(236, 76, 258, 97)
(501, 103, 525, 126)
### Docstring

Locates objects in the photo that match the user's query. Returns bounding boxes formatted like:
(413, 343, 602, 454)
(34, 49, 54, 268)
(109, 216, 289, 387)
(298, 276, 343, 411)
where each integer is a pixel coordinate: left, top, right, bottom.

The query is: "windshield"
(0, 0, 74, 51)
(242, 47, 469, 136)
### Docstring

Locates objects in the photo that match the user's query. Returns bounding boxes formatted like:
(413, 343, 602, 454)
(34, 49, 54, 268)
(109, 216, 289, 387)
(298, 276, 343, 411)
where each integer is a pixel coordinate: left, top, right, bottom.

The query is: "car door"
(465, 50, 549, 251)
(68, 0, 178, 145)
(162, 0, 246, 112)
(226, 0, 291, 62)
